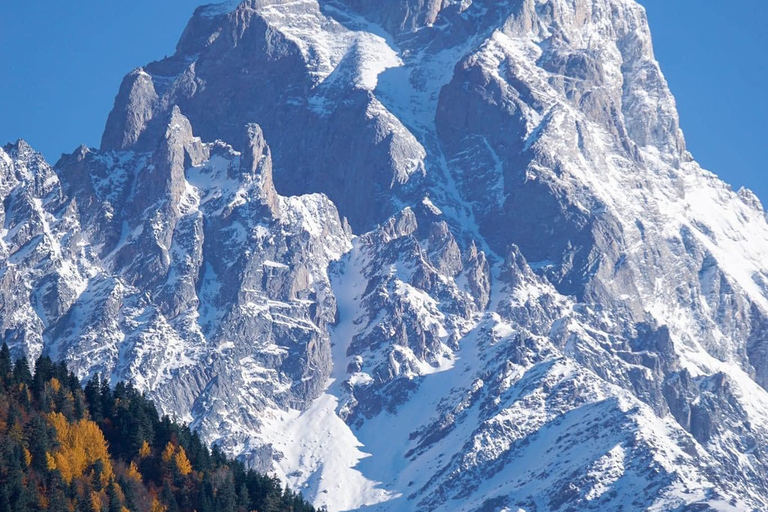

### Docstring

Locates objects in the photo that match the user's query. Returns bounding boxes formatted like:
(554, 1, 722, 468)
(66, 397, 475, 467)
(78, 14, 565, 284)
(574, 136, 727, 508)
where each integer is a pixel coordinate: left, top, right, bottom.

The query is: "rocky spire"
(241, 123, 279, 217)
(129, 106, 205, 216)
(100, 68, 159, 151)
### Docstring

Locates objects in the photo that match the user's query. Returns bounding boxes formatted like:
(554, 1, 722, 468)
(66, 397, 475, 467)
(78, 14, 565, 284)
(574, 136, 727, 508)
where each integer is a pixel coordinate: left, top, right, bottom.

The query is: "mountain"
(2, 0, 768, 510)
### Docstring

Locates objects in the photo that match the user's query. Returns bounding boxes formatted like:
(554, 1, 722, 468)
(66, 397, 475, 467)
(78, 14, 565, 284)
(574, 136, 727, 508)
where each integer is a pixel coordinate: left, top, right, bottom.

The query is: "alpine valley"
(2, 0, 768, 510)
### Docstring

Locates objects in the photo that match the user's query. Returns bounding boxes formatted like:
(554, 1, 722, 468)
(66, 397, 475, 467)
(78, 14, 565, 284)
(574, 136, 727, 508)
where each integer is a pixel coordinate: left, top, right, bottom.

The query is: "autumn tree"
(47, 412, 113, 485)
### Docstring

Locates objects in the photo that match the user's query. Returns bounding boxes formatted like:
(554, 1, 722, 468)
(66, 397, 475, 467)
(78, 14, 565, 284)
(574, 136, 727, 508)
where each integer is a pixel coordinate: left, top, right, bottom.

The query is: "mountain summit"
(3, 0, 768, 510)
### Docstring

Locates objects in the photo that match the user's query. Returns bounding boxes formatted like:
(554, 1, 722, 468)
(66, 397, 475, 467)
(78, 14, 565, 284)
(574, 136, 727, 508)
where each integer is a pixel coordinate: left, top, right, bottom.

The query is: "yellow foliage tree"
(126, 461, 143, 482)
(151, 497, 168, 512)
(49, 378, 61, 393)
(47, 412, 113, 485)
(174, 447, 193, 476)
(161, 442, 176, 464)
(91, 491, 103, 512)
(139, 440, 151, 459)
(46, 452, 57, 471)
(160, 441, 193, 477)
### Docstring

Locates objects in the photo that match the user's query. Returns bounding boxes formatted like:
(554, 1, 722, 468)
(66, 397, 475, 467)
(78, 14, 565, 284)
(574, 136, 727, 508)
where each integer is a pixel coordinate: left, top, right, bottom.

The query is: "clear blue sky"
(1, 1, 766, 200)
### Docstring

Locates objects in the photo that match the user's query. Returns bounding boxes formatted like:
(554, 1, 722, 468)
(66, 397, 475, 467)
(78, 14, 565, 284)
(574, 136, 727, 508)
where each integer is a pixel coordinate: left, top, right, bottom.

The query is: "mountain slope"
(3, 0, 768, 510)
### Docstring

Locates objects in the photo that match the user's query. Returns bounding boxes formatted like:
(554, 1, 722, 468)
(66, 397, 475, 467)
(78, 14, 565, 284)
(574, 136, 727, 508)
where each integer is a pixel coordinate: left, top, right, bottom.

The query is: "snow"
(421, 196, 442, 215)
(0, 147, 11, 167)
(263, 259, 289, 269)
(255, 0, 401, 90)
(260, 393, 394, 512)
(197, 0, 240, 19)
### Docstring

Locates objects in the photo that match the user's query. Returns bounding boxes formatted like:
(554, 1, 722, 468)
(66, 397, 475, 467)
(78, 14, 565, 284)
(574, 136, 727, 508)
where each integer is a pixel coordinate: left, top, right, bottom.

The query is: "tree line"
(0, 344, 319, 512)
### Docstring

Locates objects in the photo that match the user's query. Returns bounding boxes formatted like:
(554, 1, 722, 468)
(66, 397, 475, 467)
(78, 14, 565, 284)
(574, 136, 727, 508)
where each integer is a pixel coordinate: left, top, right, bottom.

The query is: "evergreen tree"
(32, 355, 54, 399)
(67, 369, 80, 393)
(0, 342, 12, 382)
(237, 483, 250, 512)
(47, 472, 68, 512)
(107, 480, 123, 512)
(28, 415, 53, 472)
(100, 374, 113, 418)
(0, 486, 10, 512)
(262, 489, 284, 512)
(73, 386, 86, 420)
(161, 480, 180, 512)
(77, 486, 95, 512)
(12, 356, 32, 386)
(55, 361, 70, 383)
(119, 475, 142, 512)
(9, 468, 33, 512)
(198, 474, 216, 512)
(84, 374, 103, 422)
(92, 459, 106, 491)
(218, 473, 238, 512)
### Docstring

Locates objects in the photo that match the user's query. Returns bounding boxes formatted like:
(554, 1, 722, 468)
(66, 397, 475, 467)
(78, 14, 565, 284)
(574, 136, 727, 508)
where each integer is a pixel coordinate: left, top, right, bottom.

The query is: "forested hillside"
(0, 344, 317, 512)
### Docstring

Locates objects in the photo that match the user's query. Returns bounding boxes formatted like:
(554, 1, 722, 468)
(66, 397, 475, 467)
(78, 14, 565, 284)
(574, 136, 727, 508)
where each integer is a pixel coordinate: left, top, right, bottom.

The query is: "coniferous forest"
(0, 343, 318, 512)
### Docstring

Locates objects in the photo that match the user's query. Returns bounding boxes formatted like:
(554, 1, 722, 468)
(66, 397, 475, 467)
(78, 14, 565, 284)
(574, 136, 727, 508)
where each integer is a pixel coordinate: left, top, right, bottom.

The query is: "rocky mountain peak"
(100, 68, 159, 151)
(334, 0, 453, 34)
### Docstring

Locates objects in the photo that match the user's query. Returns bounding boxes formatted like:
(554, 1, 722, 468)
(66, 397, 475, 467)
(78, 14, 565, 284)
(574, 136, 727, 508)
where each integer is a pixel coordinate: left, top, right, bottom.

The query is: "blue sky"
(1, 1, 766, 200)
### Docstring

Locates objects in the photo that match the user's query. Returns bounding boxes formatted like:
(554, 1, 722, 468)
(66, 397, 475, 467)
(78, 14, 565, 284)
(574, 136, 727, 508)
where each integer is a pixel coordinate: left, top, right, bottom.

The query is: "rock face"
(4, 0, 768, 510)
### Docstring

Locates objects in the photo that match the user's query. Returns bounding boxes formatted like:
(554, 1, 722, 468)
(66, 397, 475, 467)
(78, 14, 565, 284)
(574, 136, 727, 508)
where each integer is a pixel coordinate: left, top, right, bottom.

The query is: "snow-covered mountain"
(3, 0, 768, 510)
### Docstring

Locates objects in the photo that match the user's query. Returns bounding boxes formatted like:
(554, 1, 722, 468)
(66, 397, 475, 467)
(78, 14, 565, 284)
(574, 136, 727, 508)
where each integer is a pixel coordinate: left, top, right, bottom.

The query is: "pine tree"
(8, 465, 33, 512)
(0, 486, 10, 512)
(186, 431, 210, 471)
(12, 356, 32, 386)
(237, 483, 250, 512)
(0, 343, 12, 382)
(77, 485, 95, 512)
(47, 472, 68, 512)
(84, 375, 103, 422)
(73, 387, 86, 420)
(161, 480, 180, 512)
(107, 480, 123, 512)
(119, 474, 142, 512)
(100, 374, 113, 418)
(198, 482, 215, 512)
(218, 473, 238, 512)
(262, 490, 283, 512)
(28, 415, 53, 472)
(92, 459, 106, 491)
(33, 355, 54, 399)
